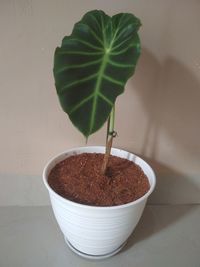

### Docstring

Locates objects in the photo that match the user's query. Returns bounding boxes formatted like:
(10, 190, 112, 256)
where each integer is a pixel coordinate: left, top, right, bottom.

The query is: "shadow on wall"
(133, 48, 200, 160)
(128, 48, 200, 203)
(142, 157, 200, 204)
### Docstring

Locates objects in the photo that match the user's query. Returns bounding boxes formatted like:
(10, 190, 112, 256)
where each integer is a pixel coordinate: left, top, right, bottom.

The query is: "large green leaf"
(54, 10, 141, 137)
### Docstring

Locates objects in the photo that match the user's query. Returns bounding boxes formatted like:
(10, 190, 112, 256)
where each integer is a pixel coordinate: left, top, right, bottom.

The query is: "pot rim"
(43, 146, 156, 210)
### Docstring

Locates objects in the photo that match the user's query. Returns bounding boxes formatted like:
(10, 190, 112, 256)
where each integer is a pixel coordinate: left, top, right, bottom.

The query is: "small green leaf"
(54, 10, 141, 138)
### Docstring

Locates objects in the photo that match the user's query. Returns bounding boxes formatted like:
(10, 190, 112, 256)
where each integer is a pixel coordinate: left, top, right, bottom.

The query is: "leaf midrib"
(89, 52, 109, 134)
(89, 24, 119, 134)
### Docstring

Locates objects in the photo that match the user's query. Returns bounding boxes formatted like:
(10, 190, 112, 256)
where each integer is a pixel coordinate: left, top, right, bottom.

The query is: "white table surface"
(0, 205, 199, 267)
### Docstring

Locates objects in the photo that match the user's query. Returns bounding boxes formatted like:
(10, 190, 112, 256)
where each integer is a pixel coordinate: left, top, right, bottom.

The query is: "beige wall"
(0, 0, 200, 205)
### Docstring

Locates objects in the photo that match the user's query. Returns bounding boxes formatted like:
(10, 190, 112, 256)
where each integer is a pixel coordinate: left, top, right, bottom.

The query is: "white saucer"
(65, 237, 126, 260)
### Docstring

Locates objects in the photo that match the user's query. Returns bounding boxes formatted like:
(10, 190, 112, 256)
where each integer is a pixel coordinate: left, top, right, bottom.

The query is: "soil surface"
(48, 153, 150, 206)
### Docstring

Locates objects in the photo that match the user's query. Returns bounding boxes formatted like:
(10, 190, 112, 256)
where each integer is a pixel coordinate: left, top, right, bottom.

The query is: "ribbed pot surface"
(43, 147, 156, 257)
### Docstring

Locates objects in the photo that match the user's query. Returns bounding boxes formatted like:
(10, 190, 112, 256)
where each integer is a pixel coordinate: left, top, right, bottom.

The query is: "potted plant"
(43, 10, 156, 259)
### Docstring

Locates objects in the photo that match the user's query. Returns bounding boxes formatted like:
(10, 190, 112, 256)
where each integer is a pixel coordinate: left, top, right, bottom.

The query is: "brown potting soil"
(48, 153, 150, 207)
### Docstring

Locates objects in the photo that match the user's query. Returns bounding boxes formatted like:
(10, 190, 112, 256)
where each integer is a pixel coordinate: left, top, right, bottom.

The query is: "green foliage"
(53, 10, 141, 138)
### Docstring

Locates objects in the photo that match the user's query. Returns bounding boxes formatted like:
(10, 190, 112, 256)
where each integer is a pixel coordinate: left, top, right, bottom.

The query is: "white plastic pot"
(43, 146, 156, 259)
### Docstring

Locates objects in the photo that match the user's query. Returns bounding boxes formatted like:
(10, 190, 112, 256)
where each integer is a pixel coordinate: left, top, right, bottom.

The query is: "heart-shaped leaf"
(54, 10, 141, 138)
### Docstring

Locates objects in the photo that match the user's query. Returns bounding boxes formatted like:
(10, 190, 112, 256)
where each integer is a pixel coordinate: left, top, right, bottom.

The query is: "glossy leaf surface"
(54, 10, 141, 137)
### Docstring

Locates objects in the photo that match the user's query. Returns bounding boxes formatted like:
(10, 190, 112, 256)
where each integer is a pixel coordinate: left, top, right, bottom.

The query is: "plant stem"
(101, 106, 116, 175)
